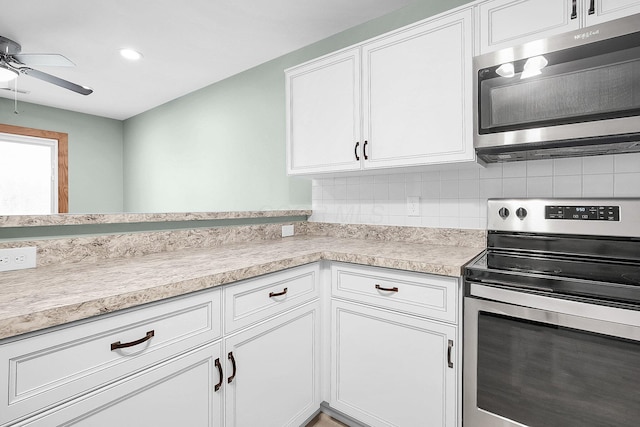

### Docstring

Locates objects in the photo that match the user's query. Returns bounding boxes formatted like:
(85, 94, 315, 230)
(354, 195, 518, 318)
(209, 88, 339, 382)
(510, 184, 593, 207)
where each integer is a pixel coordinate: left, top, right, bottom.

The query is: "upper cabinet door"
(361, 8, 475, 168)
(286, 48, 362, 175)
(586, 0, 640, 25)
(479, 0, 580, 54)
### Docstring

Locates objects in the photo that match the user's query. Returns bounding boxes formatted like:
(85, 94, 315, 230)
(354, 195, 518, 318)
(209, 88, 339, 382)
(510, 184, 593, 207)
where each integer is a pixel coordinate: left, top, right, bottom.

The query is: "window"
(0, 124, 68, 214)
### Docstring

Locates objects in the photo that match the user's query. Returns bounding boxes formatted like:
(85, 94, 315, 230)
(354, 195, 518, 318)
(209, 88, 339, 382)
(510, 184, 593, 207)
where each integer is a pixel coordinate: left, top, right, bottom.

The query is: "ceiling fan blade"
(13, 53, 75, 67)
(19, 67, 93, 95)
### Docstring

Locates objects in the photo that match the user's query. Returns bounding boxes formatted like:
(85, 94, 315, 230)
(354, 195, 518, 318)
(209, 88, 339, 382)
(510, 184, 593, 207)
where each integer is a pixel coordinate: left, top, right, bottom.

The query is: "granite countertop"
(0, 235, 484, 340)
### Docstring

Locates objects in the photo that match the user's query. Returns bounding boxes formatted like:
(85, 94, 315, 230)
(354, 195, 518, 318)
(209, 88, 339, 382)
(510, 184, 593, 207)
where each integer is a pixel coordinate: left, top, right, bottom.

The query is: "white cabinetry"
(329, 263, 459, 427)
(14, 342, 224, 427)
(285, 49, 361, 174)
(285, 7, 475, 175)
(478, 0, 640, 54)
(224, 303, 320, 427)
(0, 264, 320, 427)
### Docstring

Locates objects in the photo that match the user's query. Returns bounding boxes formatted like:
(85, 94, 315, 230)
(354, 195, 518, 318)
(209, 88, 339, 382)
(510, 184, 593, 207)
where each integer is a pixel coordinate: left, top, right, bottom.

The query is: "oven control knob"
(498, 207, 510, 219)
(516, 207, 528, 220)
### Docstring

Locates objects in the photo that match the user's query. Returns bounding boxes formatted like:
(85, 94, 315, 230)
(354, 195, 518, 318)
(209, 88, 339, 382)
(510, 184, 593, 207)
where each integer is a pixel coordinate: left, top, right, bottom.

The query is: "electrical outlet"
(407, 196, 420, 217)
(0, 247, 37, 272)
(281, 224, 295, 238)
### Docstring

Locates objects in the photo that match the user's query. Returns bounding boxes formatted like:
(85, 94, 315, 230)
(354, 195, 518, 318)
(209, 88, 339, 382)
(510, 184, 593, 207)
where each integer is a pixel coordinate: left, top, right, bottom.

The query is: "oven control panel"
(545, 205, 620, 221)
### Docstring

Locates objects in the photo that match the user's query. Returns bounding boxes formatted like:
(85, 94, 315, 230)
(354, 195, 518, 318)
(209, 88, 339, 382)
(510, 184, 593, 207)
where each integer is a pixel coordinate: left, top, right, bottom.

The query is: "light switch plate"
(0, 247, 37, 272)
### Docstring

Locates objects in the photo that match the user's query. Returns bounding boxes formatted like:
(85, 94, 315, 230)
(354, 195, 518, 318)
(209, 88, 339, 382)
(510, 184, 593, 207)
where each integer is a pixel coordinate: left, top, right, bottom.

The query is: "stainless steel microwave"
(474, 13, 640, 163)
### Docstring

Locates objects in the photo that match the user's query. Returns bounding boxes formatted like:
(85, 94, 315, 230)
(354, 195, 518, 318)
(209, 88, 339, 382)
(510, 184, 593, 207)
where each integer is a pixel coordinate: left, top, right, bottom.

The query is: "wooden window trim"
(0, 123, 69, 213)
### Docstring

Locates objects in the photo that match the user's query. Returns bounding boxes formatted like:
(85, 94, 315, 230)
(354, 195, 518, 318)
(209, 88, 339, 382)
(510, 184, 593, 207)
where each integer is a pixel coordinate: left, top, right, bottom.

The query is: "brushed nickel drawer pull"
(447, 340, 454, 369)
(214, 358, 223, 392)
(375, 284, 398, 293)
(269, 287, 288, 298)
(228, 351, 237, 383)
(110, 330, 155, 351)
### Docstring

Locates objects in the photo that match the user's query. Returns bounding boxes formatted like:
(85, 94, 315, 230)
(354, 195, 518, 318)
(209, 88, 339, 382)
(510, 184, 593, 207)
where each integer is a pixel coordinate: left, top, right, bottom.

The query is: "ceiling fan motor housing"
(0, 36, 21, 56)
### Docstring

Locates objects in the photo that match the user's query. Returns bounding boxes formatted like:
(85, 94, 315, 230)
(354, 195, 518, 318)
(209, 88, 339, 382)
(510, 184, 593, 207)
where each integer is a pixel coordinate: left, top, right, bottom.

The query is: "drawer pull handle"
(110, 330, 155, 351)
(214, 358, 223, 392)
(228, 351, 237, 384)
(354, 141, 360, 161)
(363, 140, 369, 160)
(447, 340, 454, 369)
(571, 0, 577, 19)
(375, 284, 398, 293)
(269, 287, 288, 298)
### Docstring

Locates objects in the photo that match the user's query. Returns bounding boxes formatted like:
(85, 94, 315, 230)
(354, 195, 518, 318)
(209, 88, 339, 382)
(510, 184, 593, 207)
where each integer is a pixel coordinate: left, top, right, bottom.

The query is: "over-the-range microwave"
(474, 13, 640, 163)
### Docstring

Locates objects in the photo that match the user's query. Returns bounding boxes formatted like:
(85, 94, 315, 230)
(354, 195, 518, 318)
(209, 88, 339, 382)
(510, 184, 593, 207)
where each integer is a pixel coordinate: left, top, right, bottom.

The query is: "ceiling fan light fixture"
(0, 65, 18, 82)
(119, 48, 143, 61)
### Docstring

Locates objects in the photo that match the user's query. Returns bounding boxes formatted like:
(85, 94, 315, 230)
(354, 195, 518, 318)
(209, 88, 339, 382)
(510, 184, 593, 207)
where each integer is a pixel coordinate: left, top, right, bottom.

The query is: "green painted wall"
(0, 98, 124, 213)
(123, 0, 472, 212)
(0, 0, 472, 215)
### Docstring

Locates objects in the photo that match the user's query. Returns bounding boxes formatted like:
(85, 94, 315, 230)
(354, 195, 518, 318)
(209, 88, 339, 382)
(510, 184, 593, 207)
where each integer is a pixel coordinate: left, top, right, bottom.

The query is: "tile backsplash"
(309, 153, 640, 230)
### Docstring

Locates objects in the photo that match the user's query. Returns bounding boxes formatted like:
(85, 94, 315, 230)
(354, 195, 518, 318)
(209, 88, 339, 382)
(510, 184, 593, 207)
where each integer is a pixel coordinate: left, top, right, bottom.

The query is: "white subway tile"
(503, 161, 527, 178)
(614, 173, 640, 196)
(422, 171, 441, 182)
(459, 166, 481, 180)
(406, 181, 422, 197)
(459, 179, 480, 199)
(459, 198, 480, 218)
(440, 169, 459, 181)
(440, 179, 459, 199)
(346, 184, 360, 200)
(553, 175, 582, 197)
(526, 159, 553, 177)
(405, 217, 422, 227)
(503, 177, 527, 197)
(374, 174, 390, 184)
(479, 163, 502, 179)
(422, 181, 441, 199)
(527, 176, 553, 197)
(553, 157, 582, 176)
(479, 178, 503, 199)
(422, 216, 440, 227)
(440, 216, 460, 228)
(459, 217, 482, 230)
(440, 199, 460, 217)
(614, 153, 640, 173)
(582, 174, 614, 197)
(373, 182, 389, 201)
(583, 155, 614, 175)
(421, 199, 440, 217)
(406, 172, 422, 182)
(387, 173, 406, 183)
(388, 182, 406, 200)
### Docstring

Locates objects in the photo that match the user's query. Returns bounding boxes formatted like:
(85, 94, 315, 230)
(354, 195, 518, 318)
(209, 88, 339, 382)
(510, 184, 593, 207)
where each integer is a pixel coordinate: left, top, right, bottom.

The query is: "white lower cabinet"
(224, 302, 321, 427)
(329, 263, 459, 427)
(15, 341, 224, 427)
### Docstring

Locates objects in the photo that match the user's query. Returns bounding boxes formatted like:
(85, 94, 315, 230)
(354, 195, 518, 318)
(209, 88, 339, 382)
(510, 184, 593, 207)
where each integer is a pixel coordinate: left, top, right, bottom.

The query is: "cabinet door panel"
(225, 302, 320, 427)
(17, 342, 223, 427)
(362, 9, 474, 168)
(331, 300, 456, 427)
(286, 49, 361, 174)
(479, 0, 580, 54)
(586, 0, 640, 25)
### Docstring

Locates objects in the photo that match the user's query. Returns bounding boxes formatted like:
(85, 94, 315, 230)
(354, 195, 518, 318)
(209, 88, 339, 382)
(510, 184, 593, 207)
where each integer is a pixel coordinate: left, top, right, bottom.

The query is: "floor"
(305, 413, 349, 427)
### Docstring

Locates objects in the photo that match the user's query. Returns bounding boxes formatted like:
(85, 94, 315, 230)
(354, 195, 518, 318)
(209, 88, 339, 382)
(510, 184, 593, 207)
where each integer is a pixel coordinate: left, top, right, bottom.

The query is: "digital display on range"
(545, 205, 620, 221)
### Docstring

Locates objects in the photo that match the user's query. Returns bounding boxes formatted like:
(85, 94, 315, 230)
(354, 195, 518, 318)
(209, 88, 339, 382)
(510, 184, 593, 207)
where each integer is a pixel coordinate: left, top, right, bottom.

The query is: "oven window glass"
(477, 312, 640, 426)
(478, 33, 640, 134)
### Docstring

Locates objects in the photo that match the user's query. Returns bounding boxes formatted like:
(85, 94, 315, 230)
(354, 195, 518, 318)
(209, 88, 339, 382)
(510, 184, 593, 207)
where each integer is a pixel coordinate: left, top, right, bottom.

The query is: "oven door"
(464, 283, 640, 427)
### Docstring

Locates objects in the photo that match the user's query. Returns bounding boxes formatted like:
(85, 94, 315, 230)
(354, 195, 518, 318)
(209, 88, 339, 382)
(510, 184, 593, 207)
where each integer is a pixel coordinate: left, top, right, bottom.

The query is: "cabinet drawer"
(224, 264, 319, 333)
(0, 289, 222, 426)
(331, 263, 458, 323)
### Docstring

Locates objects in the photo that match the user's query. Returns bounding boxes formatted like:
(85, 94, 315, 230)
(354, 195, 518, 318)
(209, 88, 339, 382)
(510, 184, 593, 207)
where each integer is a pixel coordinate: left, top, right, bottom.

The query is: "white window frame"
(0, 132, 59, 214)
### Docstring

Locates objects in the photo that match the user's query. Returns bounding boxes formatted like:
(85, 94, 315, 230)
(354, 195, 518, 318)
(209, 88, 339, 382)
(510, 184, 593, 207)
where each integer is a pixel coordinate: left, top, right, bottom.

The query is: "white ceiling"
(0, 0, 413, 120)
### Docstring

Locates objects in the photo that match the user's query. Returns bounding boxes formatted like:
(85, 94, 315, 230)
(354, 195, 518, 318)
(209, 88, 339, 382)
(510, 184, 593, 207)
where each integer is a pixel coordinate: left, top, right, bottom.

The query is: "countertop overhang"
(0, 235, 483, 340)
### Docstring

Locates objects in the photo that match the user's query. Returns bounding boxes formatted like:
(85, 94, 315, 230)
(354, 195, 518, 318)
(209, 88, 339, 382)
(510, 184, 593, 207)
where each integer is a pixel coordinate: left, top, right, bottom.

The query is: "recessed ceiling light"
(119, 48, 143, 61)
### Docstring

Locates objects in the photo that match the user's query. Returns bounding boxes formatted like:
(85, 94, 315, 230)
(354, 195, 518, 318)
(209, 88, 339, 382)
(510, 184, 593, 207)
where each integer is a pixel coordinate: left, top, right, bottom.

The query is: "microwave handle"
(571, 0, 577, 19)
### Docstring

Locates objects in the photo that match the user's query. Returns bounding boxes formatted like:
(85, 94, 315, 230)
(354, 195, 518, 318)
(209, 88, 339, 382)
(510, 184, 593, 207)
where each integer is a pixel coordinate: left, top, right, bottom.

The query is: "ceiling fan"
(0, 35, 92, 95)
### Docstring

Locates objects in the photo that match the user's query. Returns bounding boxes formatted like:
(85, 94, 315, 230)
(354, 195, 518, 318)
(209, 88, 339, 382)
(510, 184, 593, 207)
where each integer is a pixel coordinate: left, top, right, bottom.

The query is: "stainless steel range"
(464, 198, 640, 427)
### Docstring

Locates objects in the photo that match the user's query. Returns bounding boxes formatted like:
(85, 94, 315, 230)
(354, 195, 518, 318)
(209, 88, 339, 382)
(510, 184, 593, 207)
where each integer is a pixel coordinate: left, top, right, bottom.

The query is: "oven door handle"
(467, 282, 640, 328)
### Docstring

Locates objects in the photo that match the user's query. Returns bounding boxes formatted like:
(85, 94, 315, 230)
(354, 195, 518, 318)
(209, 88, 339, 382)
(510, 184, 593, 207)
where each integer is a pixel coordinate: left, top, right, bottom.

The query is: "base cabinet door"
(16, 341, 224, 427)
(330, 299, 457, 427)
(224, 302, 321, 427)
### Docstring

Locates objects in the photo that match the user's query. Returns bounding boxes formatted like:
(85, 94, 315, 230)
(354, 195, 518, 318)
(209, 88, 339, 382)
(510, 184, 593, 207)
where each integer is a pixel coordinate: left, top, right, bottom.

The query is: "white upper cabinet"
(478, 0, 640, 54)
(285, 48, 362, 175)
(285, 7, 475, 175)
(587, 0, 640, 25)
(362, 9, 474, 168)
